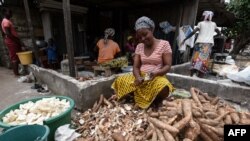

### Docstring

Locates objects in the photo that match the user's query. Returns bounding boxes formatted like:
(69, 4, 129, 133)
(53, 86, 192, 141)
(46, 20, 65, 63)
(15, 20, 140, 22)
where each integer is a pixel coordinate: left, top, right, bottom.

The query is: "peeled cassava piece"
(2, 97, 70, 125)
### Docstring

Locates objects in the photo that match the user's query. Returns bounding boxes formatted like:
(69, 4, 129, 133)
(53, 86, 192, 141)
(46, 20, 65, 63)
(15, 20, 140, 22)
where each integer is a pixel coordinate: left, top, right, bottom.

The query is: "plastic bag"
(170, 89, 191, 98)
(55, 124, 80, 141)
(17, 72, 34, 83)
(218, 64, 239, 76)
(227, 66, 250, 85)
(225, 56, 235, 65)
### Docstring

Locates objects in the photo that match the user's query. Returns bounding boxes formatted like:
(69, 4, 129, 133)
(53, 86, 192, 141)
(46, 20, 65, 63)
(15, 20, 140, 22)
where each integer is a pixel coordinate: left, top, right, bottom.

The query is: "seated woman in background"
(96, 28, 128, 68)
(96, 28, 120, 64)
(112, 16, 174, 109)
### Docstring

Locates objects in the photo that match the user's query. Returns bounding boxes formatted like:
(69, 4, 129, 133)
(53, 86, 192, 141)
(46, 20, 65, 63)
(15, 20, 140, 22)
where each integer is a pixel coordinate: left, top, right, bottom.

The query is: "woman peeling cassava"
(112, 16, 174, 109)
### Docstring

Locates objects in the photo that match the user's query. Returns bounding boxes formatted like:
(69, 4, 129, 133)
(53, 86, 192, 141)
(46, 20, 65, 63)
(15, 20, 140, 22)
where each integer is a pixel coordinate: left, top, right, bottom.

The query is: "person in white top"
(181, 11, 221, 77)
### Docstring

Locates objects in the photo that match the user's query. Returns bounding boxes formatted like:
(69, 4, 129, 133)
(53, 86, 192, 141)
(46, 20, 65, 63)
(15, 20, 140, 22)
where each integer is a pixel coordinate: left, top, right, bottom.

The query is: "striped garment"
(111, 40, 174, 109)
(135, 40, 172, 73)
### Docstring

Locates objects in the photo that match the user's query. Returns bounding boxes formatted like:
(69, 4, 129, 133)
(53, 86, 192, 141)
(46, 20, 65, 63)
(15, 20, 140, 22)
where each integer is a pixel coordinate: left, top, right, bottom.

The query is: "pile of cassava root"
(74, 87, 250, 141)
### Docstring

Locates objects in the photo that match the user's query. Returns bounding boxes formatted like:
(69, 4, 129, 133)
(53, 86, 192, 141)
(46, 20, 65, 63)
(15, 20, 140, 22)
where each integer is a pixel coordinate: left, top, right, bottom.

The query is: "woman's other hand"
(149, 72, 157, 80)
(134, 77, 144, 86)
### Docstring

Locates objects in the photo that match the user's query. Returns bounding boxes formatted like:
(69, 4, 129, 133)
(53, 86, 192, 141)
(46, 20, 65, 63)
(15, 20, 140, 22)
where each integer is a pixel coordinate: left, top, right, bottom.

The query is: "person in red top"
(1, 8, 24, 76)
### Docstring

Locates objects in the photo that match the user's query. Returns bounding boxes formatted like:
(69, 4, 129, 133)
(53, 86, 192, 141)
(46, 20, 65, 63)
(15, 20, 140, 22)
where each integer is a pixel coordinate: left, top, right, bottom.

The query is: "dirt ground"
(0, 67, 52, 110)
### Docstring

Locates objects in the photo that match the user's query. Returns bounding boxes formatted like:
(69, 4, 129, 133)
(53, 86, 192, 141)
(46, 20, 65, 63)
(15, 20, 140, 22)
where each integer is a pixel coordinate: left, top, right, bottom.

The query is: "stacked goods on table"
(74, 87, 250, 141)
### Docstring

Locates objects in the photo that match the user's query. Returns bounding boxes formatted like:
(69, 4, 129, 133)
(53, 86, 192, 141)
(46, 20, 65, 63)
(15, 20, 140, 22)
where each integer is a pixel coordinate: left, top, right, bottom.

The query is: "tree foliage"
(224, 0, 250, 54)
(225, 0, 250, 37)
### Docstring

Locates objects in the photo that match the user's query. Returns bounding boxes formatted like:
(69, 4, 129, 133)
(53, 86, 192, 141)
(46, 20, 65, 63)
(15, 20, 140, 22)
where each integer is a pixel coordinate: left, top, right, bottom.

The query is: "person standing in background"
(181, 11, 221, 78)
(1, 8, 25, 76)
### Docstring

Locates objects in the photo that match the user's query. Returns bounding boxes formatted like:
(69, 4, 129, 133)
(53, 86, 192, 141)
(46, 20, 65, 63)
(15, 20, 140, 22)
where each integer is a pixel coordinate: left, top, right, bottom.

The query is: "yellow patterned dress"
(111, 72, 174, 109)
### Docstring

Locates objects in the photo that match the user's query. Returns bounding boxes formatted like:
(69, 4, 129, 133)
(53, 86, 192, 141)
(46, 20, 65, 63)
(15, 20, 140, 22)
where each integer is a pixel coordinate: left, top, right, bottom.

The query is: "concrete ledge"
(30, 65, 115, 111)
(30, 64, 250, 111)
(167, 73, 250, 109)
(169, 62, 190, 75)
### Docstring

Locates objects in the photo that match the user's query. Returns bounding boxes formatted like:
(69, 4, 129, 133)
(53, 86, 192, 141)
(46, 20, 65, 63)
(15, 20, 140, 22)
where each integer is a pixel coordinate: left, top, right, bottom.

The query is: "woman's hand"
(134, 77, 144, 86)
(149, 72, 158, 80)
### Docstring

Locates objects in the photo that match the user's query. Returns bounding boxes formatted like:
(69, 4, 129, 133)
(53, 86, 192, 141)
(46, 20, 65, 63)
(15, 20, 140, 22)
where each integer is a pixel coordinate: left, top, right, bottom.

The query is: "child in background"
(46, 38, 57, 69)
(125, 36, 136, 53)
(125, 36, 136, 64)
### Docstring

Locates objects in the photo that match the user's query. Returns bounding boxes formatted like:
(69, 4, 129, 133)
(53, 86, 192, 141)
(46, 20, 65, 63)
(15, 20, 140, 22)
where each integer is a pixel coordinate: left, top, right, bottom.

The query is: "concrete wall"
(169, 62, 250, 109)
(30, 65, 115, 111)
(167, 73, 250, 109)
(169, 62, 190, 75)
(30, 64, 250, 111)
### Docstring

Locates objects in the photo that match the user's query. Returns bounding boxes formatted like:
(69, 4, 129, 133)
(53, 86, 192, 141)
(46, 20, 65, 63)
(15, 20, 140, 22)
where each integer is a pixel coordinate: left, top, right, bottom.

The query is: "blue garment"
(46, 44, 57, 61)
(159, 20, 175, 34)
